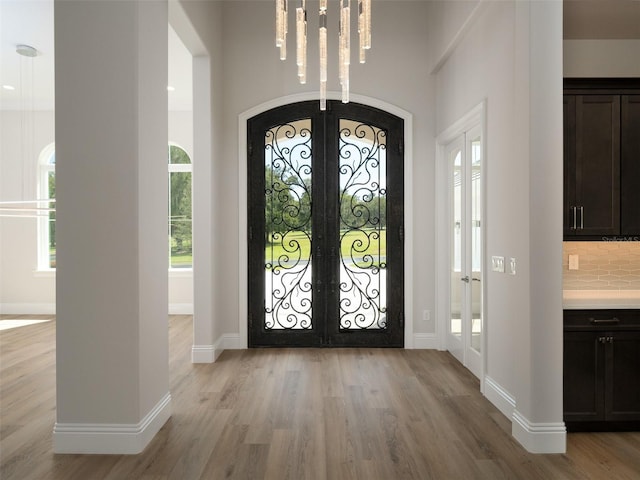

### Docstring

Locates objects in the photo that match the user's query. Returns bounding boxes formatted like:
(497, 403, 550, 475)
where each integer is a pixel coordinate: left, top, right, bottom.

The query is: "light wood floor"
(1, 315, 639, 480)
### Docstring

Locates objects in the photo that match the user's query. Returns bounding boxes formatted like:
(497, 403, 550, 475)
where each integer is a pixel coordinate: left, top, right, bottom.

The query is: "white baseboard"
(484, 375, 516, 419)
(412, 333, 439, 349)
(0, 303, 56, 315)
(1, 303, 194, 316)
(191, 333, 242, 363)
(221, 333, 242, 350)
(511, 409, 566, 454)
(192, 344, 216, 363)
(53, 392, 172, 454)
(168, 303, 193, 315)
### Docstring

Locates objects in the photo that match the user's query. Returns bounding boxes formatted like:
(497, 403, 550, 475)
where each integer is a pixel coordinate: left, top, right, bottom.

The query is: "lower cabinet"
(563, 310, 640, 431)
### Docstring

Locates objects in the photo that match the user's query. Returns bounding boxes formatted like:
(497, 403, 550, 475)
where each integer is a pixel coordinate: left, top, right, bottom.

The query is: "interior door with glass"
(446, 127, 483, 379)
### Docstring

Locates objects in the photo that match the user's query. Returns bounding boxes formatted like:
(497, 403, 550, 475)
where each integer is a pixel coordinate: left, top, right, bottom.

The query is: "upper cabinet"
(564, 79, 640, 240)
(621, 96, 640, 235)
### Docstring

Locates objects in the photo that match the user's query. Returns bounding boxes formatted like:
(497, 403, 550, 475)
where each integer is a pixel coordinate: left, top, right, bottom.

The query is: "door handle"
(461, 276, 470, 283)
(472, 277, 481, 282)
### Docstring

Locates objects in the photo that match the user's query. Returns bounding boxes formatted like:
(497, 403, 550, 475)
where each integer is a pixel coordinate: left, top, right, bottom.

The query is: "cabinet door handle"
(572, 206, 577, 230)
(589, 317, 620, 325)
(579, 206, 584, 230)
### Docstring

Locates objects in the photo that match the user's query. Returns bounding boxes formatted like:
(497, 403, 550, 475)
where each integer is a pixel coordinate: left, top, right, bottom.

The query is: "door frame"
(435, 100, 487, 390)
(239, 92, 414, 349)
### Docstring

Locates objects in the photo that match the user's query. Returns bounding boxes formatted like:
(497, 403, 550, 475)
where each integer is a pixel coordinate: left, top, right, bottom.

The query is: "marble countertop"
(563, 290, 640, 309)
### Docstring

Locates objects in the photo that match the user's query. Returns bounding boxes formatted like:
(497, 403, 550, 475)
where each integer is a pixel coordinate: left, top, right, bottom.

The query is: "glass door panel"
(339, 120, 387, 330)
(447, 137, 465, 366)
(264, 119, 313, 330)
(470, 135, 482, 354)
(451, 148, 463, 339)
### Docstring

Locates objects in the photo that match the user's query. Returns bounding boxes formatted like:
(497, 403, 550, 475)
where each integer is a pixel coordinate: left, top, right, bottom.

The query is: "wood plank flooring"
(1, 314, 639, 479)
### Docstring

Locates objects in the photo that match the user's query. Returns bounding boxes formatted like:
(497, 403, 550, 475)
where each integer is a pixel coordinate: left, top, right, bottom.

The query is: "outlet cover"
(568, 254, 579, 270)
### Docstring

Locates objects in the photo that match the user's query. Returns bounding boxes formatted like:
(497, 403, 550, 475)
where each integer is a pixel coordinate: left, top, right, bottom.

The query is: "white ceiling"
(0, 0, 192, 111)
(1, 0, 638, 112)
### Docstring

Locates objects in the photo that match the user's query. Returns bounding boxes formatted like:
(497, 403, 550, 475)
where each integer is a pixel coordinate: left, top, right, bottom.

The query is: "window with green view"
(168, 145, 192, 269)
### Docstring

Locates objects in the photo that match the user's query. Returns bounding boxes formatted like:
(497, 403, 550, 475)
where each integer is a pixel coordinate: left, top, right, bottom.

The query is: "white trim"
(221, 333, 242, 350)
(191, 333, 242, 363)
(168, 268, 193, 277)
(192, 344, 216, 363)
(169, 303, 193, 315)
(0, 303, 56, 315)
(430, 0, 490, 75)
(53, 392, 172, 454)
(436, 101, 486, 146)
(511, 410, 567, 454)
(238, 92, 414, 349)
(412, 333, 440, 349)
(33, 269, 56, 278)
(483, 375, 515, 419)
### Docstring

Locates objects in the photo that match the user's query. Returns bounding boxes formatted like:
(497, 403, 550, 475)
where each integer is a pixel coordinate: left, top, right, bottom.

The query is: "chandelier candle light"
(275, 0, 371, 110)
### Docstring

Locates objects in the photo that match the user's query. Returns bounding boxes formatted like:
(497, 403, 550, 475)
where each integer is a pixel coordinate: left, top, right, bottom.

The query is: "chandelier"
(275, 0, 371, 110)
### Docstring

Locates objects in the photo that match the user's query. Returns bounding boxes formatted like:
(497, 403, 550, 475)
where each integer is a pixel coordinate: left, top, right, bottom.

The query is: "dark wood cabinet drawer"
(564, 309, 640, 330)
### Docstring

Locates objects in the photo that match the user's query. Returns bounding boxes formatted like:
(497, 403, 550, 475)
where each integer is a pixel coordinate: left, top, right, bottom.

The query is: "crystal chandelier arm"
(319, 9, 328, 111)
(296, 0, 307, 84)
(340, 0, 350, 103)
(276, 0, 288, 60)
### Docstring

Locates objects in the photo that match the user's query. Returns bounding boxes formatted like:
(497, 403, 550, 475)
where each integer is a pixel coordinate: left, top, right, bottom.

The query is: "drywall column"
(192, 55, 216, 361)
(512, 0, 566, 453)
(53, 0, 171, 453)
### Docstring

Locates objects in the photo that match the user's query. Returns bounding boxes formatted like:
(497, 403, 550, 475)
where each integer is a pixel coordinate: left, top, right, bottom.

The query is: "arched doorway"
(247, 100, 404, 347)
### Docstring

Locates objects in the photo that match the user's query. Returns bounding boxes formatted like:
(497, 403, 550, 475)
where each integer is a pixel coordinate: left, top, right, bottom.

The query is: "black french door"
(248, 101, 404, 347)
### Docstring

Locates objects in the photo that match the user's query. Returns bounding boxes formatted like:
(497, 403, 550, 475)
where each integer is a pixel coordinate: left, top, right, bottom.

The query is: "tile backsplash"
(563, 242, 640, 290)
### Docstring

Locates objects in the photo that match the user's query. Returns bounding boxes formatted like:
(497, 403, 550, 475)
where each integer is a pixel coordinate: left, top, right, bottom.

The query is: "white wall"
(53, 0, 170, 453)
(564, 39, 640, 77)
(215, 0, 435, 339)
(434, 2, 525, 401)
(0, 110, 194, 314)
(432, 0, 565, 453)
(173, 0, 224, 357)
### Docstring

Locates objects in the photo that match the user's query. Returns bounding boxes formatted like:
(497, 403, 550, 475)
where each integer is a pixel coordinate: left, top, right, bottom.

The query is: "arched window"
(168, 144, 192, 269)
(37, 144, 193, 270)
(37, 144, 56, 270)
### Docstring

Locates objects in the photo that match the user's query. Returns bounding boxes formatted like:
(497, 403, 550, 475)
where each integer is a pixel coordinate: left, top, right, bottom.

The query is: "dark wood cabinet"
(564, 309, 640, 431)
(621, 95, 640, 235)
(563, 79, 640, 240)
(563, 95, 620, 237)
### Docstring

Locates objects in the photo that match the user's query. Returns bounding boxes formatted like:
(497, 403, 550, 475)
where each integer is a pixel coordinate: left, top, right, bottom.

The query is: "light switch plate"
(492, 256, 505, 273)
(508, 257, 516, 275)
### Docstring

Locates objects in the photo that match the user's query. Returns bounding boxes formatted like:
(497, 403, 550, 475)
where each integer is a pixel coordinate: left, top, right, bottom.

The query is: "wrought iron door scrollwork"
(338, 120, 387, 330)
(264, 120, 313, 329)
